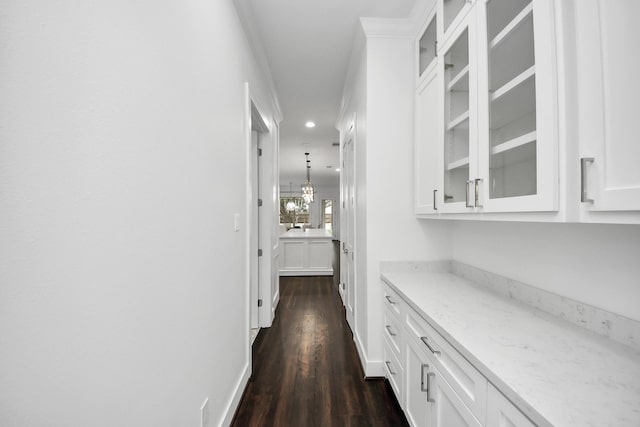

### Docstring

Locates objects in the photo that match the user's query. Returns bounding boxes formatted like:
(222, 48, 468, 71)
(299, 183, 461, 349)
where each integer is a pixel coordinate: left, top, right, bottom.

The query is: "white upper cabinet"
(419, 8, 439, 81)
(575, 0, 640, 216)
(439, 12, 478, 212)
(415, 7, 441, 214)
(439, 0, 476, 46)
(476, 0, 558, 212)
(415, 70, 443, 214)
(415, 0, 558, 216)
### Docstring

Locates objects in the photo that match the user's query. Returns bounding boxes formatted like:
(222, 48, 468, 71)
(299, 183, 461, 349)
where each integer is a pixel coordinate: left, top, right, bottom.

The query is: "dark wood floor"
(231, 276, 408, 427)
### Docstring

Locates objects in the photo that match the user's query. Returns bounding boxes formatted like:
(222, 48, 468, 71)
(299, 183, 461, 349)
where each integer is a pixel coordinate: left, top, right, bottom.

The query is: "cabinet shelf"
(491, 65, 535, 102)
(446, 156, 470, 171)
(447, 110, 470, 130)
(448, 65, 469, 91)
(490, 131, 536, 155)
(489, 3, 533, 50)
(490, 72, 535, 131)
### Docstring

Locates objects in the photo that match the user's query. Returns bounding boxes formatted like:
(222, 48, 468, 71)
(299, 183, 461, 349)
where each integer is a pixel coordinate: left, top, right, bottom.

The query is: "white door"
(341, 125, 356, 330)
(250, 131, 260, 330)
(576, 0, 640, 212)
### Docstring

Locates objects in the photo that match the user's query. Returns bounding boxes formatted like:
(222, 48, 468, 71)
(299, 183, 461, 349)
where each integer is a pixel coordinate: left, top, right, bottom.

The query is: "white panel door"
(576, 0, 640, 212)
(342, 126, 356, 330)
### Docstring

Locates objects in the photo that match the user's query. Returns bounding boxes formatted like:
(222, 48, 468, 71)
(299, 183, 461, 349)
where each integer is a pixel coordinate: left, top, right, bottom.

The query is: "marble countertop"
(381, 268, 640, 427)
(280, 229, 333, 239)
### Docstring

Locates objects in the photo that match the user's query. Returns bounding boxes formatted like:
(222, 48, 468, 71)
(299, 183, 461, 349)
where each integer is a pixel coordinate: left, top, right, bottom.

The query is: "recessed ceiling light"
(336, 168, 341, 172)
(305, 121, 315, 128)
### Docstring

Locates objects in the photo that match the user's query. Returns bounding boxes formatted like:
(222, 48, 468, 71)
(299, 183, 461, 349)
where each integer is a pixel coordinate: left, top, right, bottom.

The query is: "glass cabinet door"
(442, 24, 473, 207)
(485, 0, 537, 201)
(440, 0, 476, 45)
(419, 13, 438, 78)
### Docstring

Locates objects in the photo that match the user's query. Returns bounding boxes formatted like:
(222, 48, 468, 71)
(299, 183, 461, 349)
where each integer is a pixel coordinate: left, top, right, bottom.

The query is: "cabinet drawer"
(382, 283, 404, 320)
(383, 308, 403, 358)
(383, 337, 404, 403)
(487, 383, 535, 427)
(406, 309, 487, 424)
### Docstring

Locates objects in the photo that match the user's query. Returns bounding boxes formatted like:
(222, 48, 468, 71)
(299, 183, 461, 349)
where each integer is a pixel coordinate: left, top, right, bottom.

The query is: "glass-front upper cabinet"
(477, 0, 557, 212)
(418, 12, 438, 79)
(440, 14, 477, 211)
(440, 0, 475, 46)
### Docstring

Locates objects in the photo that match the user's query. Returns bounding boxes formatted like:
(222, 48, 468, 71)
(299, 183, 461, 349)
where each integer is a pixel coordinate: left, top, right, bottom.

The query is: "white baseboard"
(217, 362, 250, 427)
(353, 329, 384, 377)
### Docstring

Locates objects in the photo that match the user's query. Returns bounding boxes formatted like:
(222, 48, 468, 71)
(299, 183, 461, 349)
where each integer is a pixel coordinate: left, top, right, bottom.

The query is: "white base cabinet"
(486, 384, 535, 427)
(405, 337, 434, 427)
(382, 281, 533, 427)
(279, 231, 333, 276)
(431, 367, 482, 427)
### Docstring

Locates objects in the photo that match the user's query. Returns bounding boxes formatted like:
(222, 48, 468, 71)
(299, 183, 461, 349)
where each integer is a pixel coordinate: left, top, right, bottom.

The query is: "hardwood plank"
(231, 276, 408, 427)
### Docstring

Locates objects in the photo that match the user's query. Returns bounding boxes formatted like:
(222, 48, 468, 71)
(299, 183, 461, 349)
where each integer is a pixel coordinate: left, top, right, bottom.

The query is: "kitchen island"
(279, 229, 333, 276)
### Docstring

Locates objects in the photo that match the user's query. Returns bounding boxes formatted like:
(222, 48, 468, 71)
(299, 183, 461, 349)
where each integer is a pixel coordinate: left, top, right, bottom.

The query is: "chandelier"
(301, 152, 315, 204)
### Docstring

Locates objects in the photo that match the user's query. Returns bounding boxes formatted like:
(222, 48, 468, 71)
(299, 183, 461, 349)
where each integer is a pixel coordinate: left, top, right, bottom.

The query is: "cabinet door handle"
(465, 180, 474, 208)
(420, 336, 441, 356)
(385, 325, 397, 337)
(433, 189, 438, 211)
(581, 157, 595, 203)
(385, 295, 396, 305)
(385, 361, 397, 376)
(474, 178, 483, 208)
(427, 372, 436, 403)
(420, 363, 429, 392)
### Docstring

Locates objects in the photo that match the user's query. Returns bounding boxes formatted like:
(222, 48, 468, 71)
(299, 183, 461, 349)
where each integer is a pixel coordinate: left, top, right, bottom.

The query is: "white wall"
(0, 1, 277, 426)
(451, 221, 640, 322)
(338, 20, 452, 375)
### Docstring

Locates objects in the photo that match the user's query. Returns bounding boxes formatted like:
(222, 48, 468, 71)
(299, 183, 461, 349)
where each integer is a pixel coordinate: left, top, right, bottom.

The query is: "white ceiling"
(244, 0, 416, 189)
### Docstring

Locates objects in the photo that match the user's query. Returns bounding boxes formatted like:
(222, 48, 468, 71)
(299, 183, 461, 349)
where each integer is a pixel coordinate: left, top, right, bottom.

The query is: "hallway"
(231, 277, 408, 427)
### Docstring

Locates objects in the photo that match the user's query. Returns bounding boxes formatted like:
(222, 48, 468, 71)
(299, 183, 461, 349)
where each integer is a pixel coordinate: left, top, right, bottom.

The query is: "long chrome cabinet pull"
(426, 372, 436, 403)
(581, 157, 595, 203)
(385, 295, 396, 305)
(474, 178, 483, 208)
(433, 189, 438, 210)
(465, 180, 474, 208)
(385, 361, 396, 375)
(420, 336, 441, 356)
(420, 363, 429, 392)
(385, 325, 397, 337)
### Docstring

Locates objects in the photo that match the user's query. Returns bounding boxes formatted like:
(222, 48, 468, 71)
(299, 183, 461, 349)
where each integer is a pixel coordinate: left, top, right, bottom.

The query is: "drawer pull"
(385, 361, 397, 375)
(420, 363, 429, 392)
(420, 336, 441, 356)
(385, 295, 396, 305)
(385, 325, 397, 337)
(427, 372, 435, 403)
